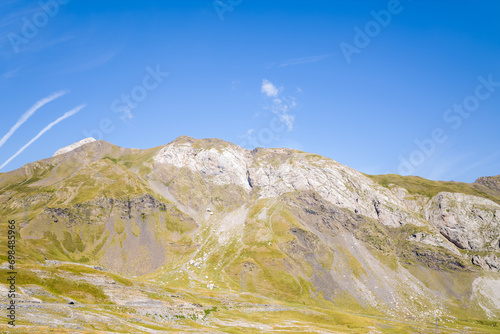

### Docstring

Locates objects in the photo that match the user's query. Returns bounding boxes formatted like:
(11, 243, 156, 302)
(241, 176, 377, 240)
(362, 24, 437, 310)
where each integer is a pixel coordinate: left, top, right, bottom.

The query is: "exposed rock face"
(476, 175, 500, 193)
(407, 232, 460, 255)
(53, 137, 96, 156)
(472, 255, 500, 272)
(154, 137, 252, 190)
(154, 137, 423, 228)
(425, 192, 500, 251)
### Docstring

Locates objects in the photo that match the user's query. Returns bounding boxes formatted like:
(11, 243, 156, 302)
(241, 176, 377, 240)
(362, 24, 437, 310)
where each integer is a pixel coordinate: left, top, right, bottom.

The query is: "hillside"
(1, 136, 499, 333)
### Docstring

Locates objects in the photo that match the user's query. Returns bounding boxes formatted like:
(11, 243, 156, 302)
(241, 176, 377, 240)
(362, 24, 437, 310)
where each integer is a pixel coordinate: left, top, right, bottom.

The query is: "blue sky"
(0, 0, 499, 182)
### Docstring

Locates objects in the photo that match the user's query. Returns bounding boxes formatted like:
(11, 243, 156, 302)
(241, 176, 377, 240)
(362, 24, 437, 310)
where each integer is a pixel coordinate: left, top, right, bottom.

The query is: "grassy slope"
(367, 173, 500, 205)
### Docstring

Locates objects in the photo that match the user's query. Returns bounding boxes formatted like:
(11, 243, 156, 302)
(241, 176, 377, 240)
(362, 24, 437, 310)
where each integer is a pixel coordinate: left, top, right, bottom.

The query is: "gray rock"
(472, 255, 500, 272)
(53, 137, 96, 156)
(425, 192, 500, 251)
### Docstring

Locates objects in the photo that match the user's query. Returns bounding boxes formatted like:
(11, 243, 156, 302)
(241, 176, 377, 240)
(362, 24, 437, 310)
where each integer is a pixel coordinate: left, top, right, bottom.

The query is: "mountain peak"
(171, 135, 196, 144)
(475, 175, 500, 193)
(53, 137, 97, 157)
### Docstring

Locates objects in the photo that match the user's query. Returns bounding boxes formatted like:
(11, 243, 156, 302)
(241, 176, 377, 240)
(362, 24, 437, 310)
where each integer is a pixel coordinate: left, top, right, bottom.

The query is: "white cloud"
(0, 90, 68, 149)
(425, 153, 470, 181)
(0, 104, 85, 170)
(1, 67, 20, 79)
(240, 128, 254, 139)
(270, 97, 296, 131)
(238, 129, 256, 148)
(259, 79, 297, 131)
(61, 50, 118, 74)
(240, 80, 298, 149)
(448, 151, 500, 181)
(278, 54, 331, 68)
(261, 79, 278, 97)
(121, 108, 133, 120)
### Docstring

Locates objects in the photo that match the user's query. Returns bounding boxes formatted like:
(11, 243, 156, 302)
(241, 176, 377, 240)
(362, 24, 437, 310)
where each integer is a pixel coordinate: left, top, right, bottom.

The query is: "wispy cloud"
(261, 79, 297, 131)
(60, 49, 120, 74)
(269, 96, 296, 131)
(1, 67, 20, 79)
(239, 80, 300, 148)
(448, 151, 500, 181)
(0, 90, 68, 149)
(240, 128, 255, 140)
(0, 1, 43, 49)
(261, 79, 279, 97)
(277, 54, 331, 68)
(426, 153, 471, 181)
(0, 2, 39, 30)
(0, 104, 85, 170)
(17, 34, 74, 54)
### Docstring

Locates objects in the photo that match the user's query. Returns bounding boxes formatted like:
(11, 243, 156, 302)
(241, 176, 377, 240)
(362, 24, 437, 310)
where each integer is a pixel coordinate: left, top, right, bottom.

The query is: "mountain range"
(1, 136, 499, 333)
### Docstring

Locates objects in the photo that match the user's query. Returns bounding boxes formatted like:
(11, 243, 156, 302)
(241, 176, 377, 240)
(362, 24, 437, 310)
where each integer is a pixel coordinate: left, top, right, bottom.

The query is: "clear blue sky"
(1, 0, 499, 182)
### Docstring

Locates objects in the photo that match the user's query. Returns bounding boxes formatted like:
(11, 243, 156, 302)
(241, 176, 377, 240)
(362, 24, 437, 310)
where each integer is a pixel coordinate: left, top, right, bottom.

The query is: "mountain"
(52, 137, 96, 157)
(1, 136, 499, 333)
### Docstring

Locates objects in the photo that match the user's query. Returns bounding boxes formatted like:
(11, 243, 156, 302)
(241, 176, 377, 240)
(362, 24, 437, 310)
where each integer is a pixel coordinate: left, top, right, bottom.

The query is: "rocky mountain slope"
(1, 136, 499, 333)
(53, 137, 97, 157)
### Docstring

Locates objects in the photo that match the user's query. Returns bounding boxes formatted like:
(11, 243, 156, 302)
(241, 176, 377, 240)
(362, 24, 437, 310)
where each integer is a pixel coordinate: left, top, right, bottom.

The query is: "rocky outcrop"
(425, 192, 500, 251)
(154, 137, 424, 228)
(472, 255, 500, 272)
(407, 232, 460, 255)
(53, 137, 96, 156)
(154, 137, 252, 190)
(475, 175, 500, 193)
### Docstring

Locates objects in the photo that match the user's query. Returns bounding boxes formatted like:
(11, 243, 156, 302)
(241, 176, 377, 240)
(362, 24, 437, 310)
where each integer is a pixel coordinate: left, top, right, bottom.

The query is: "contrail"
(0, 104, 85, 170)
(0, 90, 68, 149)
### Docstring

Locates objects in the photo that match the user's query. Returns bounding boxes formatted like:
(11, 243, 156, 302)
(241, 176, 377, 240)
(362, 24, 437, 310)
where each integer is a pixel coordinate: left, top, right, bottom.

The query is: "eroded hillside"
(1, 136, 499, 333)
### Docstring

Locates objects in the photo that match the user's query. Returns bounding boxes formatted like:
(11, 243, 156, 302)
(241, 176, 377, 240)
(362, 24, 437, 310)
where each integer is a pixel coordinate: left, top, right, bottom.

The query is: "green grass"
(62, 231, 76, 252)
(91, 230, 110, 259)
(164, 210, 197, 234)
(130, 219, 141, 237)
(44, 232, 73, 261)
(74, 232, 85, 252)
(2, 268, 111, 304)
(114, 219, 126, 235)
(339, 247, 367, 278)
(367, 174, 500, 205)
(102, 156, 118, 164)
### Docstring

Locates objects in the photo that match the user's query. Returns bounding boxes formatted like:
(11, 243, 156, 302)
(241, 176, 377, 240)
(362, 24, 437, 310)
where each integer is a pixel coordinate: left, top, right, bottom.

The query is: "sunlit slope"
(0, 136, 499, 332)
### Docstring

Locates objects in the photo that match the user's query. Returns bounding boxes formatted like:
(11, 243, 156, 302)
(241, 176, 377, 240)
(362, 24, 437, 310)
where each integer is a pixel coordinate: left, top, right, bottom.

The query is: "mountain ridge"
(1, 136, 499, 332)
